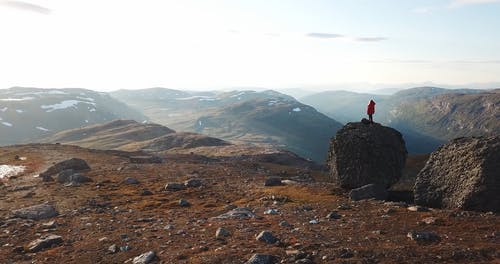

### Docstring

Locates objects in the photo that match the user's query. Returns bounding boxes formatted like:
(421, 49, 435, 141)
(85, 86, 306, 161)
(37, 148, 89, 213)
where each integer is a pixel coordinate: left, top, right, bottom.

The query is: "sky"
(0, 0, 499, 92)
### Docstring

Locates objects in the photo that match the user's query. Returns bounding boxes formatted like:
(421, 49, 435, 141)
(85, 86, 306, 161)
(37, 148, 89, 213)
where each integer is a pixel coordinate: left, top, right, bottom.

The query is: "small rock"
(41, 220, 56, 229)
(264, 209, 279, 215)
(326, 211, 341, 220)
(140, 189, 153, 196)
(164, 224, 174, 230)
(337, 203, 352, 210)
(215, 227, 231, 240)
(256, 231, 278, 244)
(349, 184, 388, 201)
(264, 177, 282, 187)
(418, 217, 442, 225)
(179, 199, 190, 207)
(133, 251, 156, 264)
(245, 254, 278, 264)
(407, 206, 429, 212)
(184, 178, 202, 188)
(212, 207, 261, 220)
(165, 183, 186, 191)
(120, 245, 131, 252)
(123, 177, 140, 185)
(108, 244, 118, 253)
(12, 203, 59, 220)
(279, 221, 292, 228)
(27, 234, 63, 252)
(407, 231, 440, 242)
(309, 219, 319, 224)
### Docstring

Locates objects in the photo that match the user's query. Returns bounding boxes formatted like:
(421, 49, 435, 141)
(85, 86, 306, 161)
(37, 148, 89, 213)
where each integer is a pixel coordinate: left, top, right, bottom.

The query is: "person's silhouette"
(367, 100, 376, 124)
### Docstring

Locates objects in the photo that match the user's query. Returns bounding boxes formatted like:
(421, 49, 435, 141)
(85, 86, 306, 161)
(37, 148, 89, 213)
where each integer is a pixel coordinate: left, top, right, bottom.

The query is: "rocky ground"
(0, 144, 498, 263)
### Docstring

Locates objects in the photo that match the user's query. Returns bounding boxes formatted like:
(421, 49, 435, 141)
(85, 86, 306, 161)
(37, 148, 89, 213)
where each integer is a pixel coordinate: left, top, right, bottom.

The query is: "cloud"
(449, 0, 500, 7)
(412, 7, 434, 13)
(0, 0, 51, 14)
(355, 37, 387, 42)
(306, 33, 344, 39)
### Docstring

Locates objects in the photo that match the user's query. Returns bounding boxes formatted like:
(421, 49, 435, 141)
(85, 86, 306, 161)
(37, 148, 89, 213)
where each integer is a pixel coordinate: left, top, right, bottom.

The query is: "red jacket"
(367, 100, 375, 115)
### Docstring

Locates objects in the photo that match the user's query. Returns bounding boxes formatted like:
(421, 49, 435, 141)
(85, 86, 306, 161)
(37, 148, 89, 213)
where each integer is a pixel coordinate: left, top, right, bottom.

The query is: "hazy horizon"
(1, 0, 499, 92)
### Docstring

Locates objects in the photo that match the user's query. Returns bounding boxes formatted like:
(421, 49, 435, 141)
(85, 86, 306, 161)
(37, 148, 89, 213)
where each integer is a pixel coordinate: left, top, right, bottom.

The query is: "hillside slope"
(111, 88, 342, 162)
(0, 87, 147, 146)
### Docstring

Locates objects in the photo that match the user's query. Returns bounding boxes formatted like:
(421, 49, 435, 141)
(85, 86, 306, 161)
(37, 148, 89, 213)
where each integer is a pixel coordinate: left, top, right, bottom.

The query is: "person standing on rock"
(367, 100, 376, 124)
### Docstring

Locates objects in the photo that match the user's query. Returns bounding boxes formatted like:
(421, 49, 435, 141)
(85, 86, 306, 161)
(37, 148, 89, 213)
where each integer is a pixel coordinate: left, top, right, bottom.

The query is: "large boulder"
(40, 158, 90, 180)
(327, 122, 407, 189)
(414, 136, 500, 212)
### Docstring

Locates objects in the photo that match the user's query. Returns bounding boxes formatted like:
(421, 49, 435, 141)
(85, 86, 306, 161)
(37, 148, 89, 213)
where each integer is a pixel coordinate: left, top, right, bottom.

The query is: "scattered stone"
(383, 208, 396, 214)
(256, 231, 278, 244)
(215, 227, 231, 240)
(407, 231, 440, 242)
(349, 184, 388, 201)
(264, 209, 279, 215)
(327, 122, 407, 189)
(309, 219, 319, 224)
(108, 244, 118, 254)
(130, 155, 163, 164)
(164, 224, 174, 230)
(212, 207, 261, 220)
(26, 234, 63, 252)
(414, 136, 499, 212)
(418, 217, 443, 225)
(338, 248, 355, 258)
(184, 178, 202, 188)
(132, 251, 156, 264)
(245, 254, 278, 264)
(123, 177, 140, 185)
(140, 189, 153, 196)
(326, 211, 341, 220)
(41, 220, 56, 229)
(164, 183, 186, 191)
(264, 177, 282, 187)
(120, 245, 131, 252)
(337, 204, 352, 210)
(407, 206, 429, 212)
(39, 158, 90, 180)
(279, 221, 292, 228)
(179, 199, 190, 207)
(12, 203, 58, 220)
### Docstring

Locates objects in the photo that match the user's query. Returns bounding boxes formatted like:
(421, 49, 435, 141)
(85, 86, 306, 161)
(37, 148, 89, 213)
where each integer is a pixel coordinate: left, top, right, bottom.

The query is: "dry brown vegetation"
(0, 144, 498, 263)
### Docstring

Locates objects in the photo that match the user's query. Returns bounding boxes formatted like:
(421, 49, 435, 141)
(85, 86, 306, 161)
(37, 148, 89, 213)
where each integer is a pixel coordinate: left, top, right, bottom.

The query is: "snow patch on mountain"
(36, 126, 50, 131)
(0, 107, 7, 112)
(0, 97, 35, 101)
(16, 109, 24, 113)
(2, 122, 13, 127)
(41, 100, 96, 112)
(292, 107, 302, 112)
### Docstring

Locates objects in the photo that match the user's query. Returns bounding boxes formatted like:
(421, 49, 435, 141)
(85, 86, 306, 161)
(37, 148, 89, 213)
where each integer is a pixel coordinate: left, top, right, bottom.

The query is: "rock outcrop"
(40, 158, 90, 181)
(414, 136, 500, 212)
(327, 122, 407, 189)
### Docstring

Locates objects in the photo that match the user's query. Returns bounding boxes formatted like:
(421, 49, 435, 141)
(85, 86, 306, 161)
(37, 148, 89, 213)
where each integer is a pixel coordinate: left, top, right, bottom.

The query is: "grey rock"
(120, 245, 131, 252)
(27, 234, 63, 252)
(264, 177, 282, 187)
(327, 122, 407, 189)
(164, 183, 186, 191)
(256, 231, 278, 244)
(264, 209, 279, 215)
(215, 227, 230, 239)
(246, 254, 278, 264)
(279, 221, 292, 228)
(179, 199, 190, 207)
(58, 170, 92, 185)
(39, 158, 90, 179)
(108, 244, 118, 254)
(133, 251, 156, 264)
(349, 184, 388, 201)
(414, 136, 500, 212)
(211, 207, 261, 220)
(407, 205, 429, 212)
(12, 203, 58, 220)
(326, 211, 341, 220)
(407, 231, 440, 242)
(123, 177, 140, 185)
(184, 178, 202, 188)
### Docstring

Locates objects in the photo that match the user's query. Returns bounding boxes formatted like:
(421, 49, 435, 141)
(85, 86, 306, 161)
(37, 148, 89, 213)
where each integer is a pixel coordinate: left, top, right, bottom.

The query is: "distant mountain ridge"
(0, 87, 147, 146)
(302, 87, 498, 153)
(111, 88, 342, 162)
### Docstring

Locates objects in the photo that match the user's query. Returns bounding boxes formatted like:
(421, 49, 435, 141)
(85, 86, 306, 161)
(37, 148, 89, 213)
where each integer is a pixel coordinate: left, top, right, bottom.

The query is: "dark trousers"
(368, 114, 373, 123)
